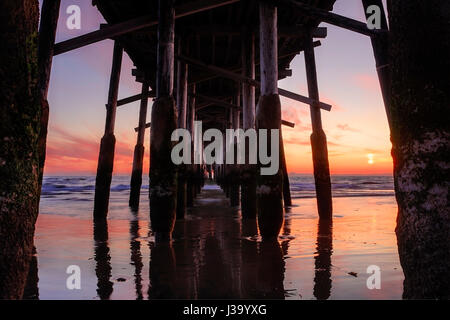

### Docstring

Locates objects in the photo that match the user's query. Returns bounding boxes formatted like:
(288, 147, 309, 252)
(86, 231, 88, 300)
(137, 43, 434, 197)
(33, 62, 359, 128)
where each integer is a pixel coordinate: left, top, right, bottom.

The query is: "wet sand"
(32, 183, 403, 300)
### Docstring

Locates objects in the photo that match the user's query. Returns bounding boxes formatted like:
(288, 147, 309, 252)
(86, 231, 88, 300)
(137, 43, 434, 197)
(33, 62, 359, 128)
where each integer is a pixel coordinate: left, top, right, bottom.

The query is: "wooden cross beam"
(134, 119, 294, 132)
(192, 94, 239, 110)
(185, 25, 327, 38)
(134, 122, 151, 132)
(196, 102, 218, 111)
(192, 93, 296, 128)
(194, 94, 297, 129)
(176, 52, 332, 111)
(269, 0, 384, 37)
(54, 0, 240, 55)
(116, 90, 156, 107)
(280, 26, 327, 39)
(281, 120, 295, 128)
(188, 41, 321, 85)
(196, 96, 233, 111)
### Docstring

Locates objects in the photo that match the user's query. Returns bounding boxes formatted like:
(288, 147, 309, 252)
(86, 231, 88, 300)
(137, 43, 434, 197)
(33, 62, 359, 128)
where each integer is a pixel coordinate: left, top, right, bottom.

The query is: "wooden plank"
(273, 0, 383, 37)
(54, 0, 240, 55)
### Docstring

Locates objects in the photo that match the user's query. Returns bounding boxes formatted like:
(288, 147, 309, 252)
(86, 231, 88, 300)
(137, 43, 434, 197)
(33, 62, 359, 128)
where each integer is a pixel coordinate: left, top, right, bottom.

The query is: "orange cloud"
(351, 74, 380, 92)
(44, 125, 149, 175)
(337, 123, 360, 133)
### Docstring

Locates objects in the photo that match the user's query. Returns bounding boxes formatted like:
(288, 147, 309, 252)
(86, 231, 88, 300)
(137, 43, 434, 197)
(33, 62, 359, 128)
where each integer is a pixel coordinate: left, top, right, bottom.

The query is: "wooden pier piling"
(389, 0, 450, 299)
(361, 0, 392, 128)
(304, 38, 332, 219)
(240, 30, 257, 218)
(280, 128, 292, 207)
(176, 40, 189, 219)
(150, 0, 177, 240)
(129, 81, 150, 208)
(37, 0, 61, 192)
(94, 41, 123, 219)
(256, 2, 284, 239)
(186, 85, 196, 207)
(229, 92, 241, 207)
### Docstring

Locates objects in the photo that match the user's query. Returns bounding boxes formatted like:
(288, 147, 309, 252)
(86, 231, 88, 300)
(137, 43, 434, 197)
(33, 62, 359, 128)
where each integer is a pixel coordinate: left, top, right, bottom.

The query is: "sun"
(367, 154, 375, 165)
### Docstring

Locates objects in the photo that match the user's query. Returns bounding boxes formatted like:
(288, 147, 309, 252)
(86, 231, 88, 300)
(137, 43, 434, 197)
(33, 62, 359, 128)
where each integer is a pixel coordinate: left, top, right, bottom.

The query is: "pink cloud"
(45, 125, 139, 174)
(337, 123, 360, 133)
(351, 74, 380, 92)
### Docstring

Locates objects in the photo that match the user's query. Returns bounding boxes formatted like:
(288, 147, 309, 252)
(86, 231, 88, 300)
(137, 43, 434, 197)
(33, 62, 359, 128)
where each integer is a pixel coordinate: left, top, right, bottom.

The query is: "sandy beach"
(29, 175, 403, 300)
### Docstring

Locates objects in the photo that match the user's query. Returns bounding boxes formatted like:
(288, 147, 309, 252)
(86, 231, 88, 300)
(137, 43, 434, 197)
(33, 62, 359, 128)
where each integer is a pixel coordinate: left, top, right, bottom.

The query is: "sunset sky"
(44, 0, 392, 175)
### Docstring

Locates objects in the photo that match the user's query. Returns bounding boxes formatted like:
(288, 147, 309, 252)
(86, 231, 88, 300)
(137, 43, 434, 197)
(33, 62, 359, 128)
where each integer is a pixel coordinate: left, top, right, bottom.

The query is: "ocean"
(40, 174, 395, 216)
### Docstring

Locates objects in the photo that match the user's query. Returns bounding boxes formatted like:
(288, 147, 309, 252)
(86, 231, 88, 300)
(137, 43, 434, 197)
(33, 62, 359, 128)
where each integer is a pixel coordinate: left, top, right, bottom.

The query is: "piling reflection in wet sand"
(240, 219, 259, 298)
(281, 207, 292, 256)
(148, 240, 176, 299)
(257, 240, 285, 299)
(313, 218, 333, 300)
(143, 186, 287, 299)
(129, 210, 144, 300)
(172, 221, 198, 299)
(32, 183, 404, 299)
(93, 219, 113, 299)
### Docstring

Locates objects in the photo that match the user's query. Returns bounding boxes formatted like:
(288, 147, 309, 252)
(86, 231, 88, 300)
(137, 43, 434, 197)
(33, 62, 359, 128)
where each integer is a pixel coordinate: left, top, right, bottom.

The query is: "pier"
(38, 0, 392, 240)
(2, 0, 449, 300)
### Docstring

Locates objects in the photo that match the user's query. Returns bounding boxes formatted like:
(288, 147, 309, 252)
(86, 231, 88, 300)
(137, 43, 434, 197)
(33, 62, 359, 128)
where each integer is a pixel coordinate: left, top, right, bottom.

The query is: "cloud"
(283, 134, 341, 148)
(337, 123, 360, 133)
(351, 74, 380, 92)
(363, 148, 385, 155)
(45, 125, 138, 174)
(319, 95, 346, 112)
(327, 141, 342, 147)
(283, 136, 311, 146)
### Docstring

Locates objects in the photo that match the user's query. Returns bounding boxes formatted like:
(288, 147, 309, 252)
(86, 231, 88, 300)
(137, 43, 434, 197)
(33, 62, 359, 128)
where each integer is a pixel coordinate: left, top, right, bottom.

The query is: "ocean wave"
(41, 174, 394, 199)
(110, 184, 130, 192)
